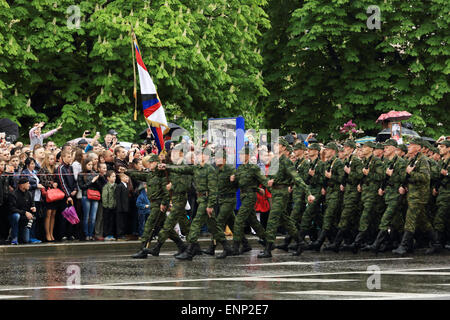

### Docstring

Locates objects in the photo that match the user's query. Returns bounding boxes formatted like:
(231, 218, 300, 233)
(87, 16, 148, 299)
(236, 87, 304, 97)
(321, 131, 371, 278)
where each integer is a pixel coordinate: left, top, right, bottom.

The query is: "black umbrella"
(421, 136, 436, 145)
(297, 133, 318, 143)
(138, 122, 187, 140)
(376, 127, 420, 142)
(0, 118, 19, 143)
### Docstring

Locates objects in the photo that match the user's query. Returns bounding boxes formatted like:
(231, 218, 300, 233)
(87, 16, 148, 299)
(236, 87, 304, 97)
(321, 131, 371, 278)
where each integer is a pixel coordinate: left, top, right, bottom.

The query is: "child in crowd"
(115, 173, 130, 240)
(102, 170, 116, 241)
(135, 182, 150, 239)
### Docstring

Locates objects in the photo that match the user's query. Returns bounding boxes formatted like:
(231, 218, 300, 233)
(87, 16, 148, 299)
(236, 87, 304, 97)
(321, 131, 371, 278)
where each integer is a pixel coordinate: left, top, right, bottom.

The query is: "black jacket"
(78, 170, 102, 197)
(114, 183, 129, 213)
(8, 188, 35, 218)
(56, 163, 77, 198)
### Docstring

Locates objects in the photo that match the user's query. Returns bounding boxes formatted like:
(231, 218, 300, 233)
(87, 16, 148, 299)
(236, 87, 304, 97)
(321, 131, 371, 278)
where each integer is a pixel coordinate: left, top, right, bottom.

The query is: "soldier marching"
(129, 136, 450, 260)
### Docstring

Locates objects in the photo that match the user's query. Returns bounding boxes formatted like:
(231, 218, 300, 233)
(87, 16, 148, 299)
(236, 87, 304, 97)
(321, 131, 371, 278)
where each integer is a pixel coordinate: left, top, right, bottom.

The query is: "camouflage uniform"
(299, 146, 325, 243)
(291, 156, 310, 228)
(258, 143, 311, 258)
(432, 156, 449, 247)
(233, 160, 269, 249)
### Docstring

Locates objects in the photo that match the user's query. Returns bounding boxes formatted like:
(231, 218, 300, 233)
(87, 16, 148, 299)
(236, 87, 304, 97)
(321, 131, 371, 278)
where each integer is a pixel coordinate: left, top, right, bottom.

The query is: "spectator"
(0, 161, 10, 243)
(29, 122, 62, 150)
(8, 177, 36, 244)
(21, 157, 44, 244)
(32, 146, 46, 171)
(103, 149, 115, 171)
(38, 152, 60, 242)
(86, 152, 99, 172)
(45, 141, 57, 153)
(56, 150, 78, 241)
(115, 173, 130, 241)
(78, 158, 101, 241)
(94, 162, 108, 241)
(102, 170, 117, 241)
(135, 182, 150, 239)
(114, 146, 130, 174)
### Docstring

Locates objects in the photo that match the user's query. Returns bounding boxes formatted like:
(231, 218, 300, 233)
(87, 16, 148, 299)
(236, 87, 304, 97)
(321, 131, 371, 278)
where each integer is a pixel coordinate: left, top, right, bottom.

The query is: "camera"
(26, 217, 34, 229)
(84, 130, 91, 136)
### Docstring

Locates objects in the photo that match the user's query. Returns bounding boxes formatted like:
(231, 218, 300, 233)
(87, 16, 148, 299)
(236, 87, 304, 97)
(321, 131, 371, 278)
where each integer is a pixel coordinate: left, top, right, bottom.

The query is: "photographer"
(7, 178, 36, 244)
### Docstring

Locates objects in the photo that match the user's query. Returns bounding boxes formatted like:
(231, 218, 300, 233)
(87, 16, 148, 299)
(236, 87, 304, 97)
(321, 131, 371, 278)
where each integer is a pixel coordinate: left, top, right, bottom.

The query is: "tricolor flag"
(133, 34, 168, 153)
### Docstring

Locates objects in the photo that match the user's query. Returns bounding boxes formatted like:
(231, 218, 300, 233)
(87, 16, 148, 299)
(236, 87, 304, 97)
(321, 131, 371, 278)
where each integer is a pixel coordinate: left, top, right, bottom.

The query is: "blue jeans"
(9, 213, 30, 243)
(81, 197, 99, 237)
(138, 213, 149, 237)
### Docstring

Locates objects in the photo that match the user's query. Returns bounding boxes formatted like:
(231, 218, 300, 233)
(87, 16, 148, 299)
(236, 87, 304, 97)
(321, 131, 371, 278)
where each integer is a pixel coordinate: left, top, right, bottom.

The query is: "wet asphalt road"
(0, 245, 449, 300)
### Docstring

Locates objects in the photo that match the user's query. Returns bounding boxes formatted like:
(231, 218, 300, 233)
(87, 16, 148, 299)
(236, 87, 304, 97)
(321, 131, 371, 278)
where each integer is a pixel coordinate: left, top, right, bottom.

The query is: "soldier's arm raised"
(126, 170, 148, 181)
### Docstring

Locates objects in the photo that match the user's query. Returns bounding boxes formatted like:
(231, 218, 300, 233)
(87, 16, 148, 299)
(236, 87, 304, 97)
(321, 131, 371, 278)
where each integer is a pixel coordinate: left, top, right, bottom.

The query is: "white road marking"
(78, 285, 203, 291)
(0, 295, 30, 299)
(238, 257, 413, 267)
(280, 290, 450, 300)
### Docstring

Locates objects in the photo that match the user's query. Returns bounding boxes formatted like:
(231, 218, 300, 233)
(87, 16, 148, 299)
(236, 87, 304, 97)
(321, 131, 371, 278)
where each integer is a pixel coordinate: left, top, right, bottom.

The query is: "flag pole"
(131, 26, 138, 121)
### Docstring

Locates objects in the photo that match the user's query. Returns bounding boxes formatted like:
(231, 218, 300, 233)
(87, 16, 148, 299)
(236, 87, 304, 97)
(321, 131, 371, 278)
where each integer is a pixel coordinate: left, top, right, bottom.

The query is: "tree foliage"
(260, 0, 449, 140)
(0, 0, 269, 144)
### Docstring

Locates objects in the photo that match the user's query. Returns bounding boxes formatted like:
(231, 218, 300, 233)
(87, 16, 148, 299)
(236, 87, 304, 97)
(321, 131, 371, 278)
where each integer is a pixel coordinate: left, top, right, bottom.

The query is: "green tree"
(261, 0, 449, 140)
(0, 0, 270, 144)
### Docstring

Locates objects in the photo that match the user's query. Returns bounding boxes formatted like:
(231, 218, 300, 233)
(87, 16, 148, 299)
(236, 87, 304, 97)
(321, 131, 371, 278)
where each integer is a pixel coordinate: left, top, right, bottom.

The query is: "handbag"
(62, 206, 80, 225)
(46, 188, 65, 203)
(87, 189, 101, 201)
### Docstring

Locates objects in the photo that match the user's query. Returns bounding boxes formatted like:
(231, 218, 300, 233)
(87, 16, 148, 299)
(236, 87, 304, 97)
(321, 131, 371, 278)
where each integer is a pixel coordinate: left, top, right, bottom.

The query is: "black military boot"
(175, 243, 196, 261)
(348, 231, 366, 254)
(364, 230, 388, 254)
(173, 237, 187, 257)
(232, 240, 241, 256)
(192, 243, 203, 256)
(275, 236, 292, 252)
(216, 240, 233, 259)
(202, 240, 216, 256)
(308, 230, 327, 252)
(323, 229, 345, 253)
(240, 237, 252, 254)
(148, 241, 164, 257)
(425, 231, 443, 255)
(292, 230, 305, 256)
(392, 231, 414, 256)
(257, 242, 274, 258)
(131, 241, 150, 259)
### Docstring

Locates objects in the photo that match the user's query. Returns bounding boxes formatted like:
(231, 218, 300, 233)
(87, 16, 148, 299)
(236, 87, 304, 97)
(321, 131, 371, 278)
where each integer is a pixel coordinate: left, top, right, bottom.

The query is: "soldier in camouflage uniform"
(258, 138, 314, 258)
(424, 141, 441, 223)
(347, 141, 385, 253)
(231, 146, 269, 255)
(297, 143, 325, 252)
(276, 142, 309, 251)
(393, 138, 435, 255)
(158, 147, 233, 260)
(307, 142, 344, 252)
(129, 154, 182, 259)
(141, 146, 194, 258)
(202, 148, 253, 255)
(362, 139, 407, 253)
(369, 143, 387, 243)
(324, 140, 363, 252)
(427, 140, 450, 254)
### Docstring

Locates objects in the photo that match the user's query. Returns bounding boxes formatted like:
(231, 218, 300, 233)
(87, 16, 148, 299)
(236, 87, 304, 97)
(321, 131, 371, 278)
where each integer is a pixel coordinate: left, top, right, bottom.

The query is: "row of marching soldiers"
(128, 136, 450, 260)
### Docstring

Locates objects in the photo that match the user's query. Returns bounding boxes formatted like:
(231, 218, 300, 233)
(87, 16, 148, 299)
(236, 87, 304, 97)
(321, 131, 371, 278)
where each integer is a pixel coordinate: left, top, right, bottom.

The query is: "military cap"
(277, 137, 290, 148)
(294, 142, 307, 150)
(324, 142, 339, 153)
(343, 140, 356, 149)
(422, 140, 432, 149)
(308, 143, 321, 151)
(383, 139, 398, 147)
(430, 146, 439, 154)
(286, 145, 293, 153)
(362, 141, 376, 149)
(438, 140, 450, 147)
(238, 146, 251, 155)
(375, 143, 385, 150)
(398, 144, 408, 153)
(409, 137, 424, 147)
(18, 177, 29, 185)
(149, 154, 159, 162)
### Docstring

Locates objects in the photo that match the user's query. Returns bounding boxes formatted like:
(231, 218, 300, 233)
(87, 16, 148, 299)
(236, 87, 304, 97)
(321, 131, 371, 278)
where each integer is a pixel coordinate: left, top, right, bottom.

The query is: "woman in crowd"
(21, 157, 44, 243)
(78, 158, 101, 241)
(38, 153, 61, 242)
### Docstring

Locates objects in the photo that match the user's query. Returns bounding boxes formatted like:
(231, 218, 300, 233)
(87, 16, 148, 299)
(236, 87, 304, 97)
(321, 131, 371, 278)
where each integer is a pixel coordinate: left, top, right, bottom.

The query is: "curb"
(0, 236, 280, 256)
